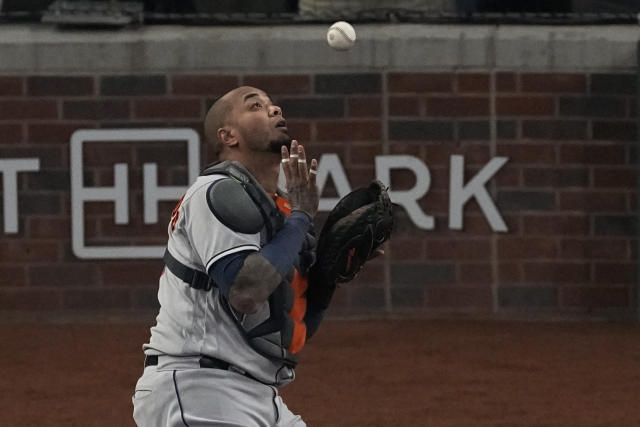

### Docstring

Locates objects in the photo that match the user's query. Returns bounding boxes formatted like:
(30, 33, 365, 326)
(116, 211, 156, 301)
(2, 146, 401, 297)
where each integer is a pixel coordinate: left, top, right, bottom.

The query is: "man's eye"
(252, 102, 262, 108)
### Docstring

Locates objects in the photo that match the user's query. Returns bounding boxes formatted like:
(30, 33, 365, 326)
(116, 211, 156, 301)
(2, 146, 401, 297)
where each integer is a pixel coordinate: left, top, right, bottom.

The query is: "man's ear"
(217, 126, 238, 148)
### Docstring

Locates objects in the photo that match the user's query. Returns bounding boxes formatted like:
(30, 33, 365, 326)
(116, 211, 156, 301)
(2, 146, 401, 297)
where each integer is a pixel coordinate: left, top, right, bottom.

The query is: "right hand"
(281, 140, 319, 219)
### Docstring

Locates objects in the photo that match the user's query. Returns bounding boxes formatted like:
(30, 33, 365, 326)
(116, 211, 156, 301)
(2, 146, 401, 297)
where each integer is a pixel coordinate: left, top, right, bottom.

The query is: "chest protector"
(200, 161, 316, 368)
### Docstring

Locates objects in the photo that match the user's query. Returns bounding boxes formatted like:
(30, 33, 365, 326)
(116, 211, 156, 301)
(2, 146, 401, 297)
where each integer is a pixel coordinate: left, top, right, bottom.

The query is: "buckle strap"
(199, 355, 263, 383)
(144, 354, 263, 383)
(163, 249, 213, 291)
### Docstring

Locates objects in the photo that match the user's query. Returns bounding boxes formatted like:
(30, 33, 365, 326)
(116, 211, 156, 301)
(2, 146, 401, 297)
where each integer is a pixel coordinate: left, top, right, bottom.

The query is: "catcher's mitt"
(306, 180, 394, 310)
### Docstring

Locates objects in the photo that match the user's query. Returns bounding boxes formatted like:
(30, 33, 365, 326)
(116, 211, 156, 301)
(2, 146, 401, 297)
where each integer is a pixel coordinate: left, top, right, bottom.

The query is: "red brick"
(593, 168, 635, 188)
(388, 168, 419, 191)
(466, 214, 519, 235)
(316, 121, 381, 141)
(28, 76, 94, 97)
(521, 73, 587, 93)
(523, 168, 588, 187)
(347, 167, 375, 187)
(101, 75, 166, 96)
(426, 239, 492, 260)
(172, 75, 238, 95)
(494, 165, 521, 186)
(0, 146, 66, 169)
(0, 289, 61, 310)
(522, 215, 589, 236)
(496, 72, 517, 92)
(522, 120, 587, 140)
(0, 100, 57, 120)
(243, 75, 311, 95)
(83, 143, 132, 167)
(0, 124, 23, 143)
(419, 191, 448, 215)
(496, 96, 555, 116)
(27, 264, 99, 287)
(496, 144, 555, 164)
(456, 144, 491, 165)
(591, 73, 636, 95)
(498, 263, 521, 281)
(349, 143, 381, 165)
(562, 286, 630, 308)
(388, 142, 422, 157)
(389, 237, 426, 261)
(497, 237, 556, 259)
(559, 191, 627, 211)
(100, 261, 163, 286)
(592, 121, 636, 142)
(62, 289, 131, 310)
(63, 100, 130, 120)
(100, 219, 168, 239)
(389, 97, 420, 116)
(350, 259, 385, 286)
(0, 266, 26, 287)
(423, 143, 490, 167)
(457, 73, 490, 93)
(425, 97, 489, 117)
(426, 286, 492, 308)
(560, 239, 628, 260)
(0, 241, 59, 262)
(306, 142, 347, 162)
(461, 145, 492, 165)
(388, 73, 453, 93)
(0, 77, 24, 96)
(286, 121, 311, 141)
(27, 218, 70, 239)
(422, 145, 456, 166)
(349, 285, 387, 310)
(594, 263, 636, 284)
(134, 99, 202, 119)
(28, 123, 92, 144)
(134, 142, 188, 166)
(560, 145, 626, 165)
(524, 262, 591, 283)
(347, 97, 381, 117)
(458, 263, 493, 284)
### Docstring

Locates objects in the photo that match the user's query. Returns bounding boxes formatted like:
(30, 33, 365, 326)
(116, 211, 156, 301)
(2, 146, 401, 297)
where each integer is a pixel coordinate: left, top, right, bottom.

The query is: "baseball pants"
(132, 356, 305, 427)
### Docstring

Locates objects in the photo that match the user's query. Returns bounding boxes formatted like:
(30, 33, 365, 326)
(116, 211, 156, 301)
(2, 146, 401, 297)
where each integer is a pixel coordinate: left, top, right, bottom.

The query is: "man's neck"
(224, 152, 280, 193)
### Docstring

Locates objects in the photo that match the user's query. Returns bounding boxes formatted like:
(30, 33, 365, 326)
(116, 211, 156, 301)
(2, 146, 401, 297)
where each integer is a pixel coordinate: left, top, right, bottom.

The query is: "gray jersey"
(143, 174, 295, 386)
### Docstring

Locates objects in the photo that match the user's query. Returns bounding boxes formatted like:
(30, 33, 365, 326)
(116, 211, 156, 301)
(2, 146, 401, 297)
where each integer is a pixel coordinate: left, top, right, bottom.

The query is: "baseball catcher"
(133, 85, 394, 427)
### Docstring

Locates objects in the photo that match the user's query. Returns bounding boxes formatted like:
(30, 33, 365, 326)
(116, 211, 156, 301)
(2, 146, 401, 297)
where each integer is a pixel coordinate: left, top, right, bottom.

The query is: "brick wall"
(0, 71, 637, 318)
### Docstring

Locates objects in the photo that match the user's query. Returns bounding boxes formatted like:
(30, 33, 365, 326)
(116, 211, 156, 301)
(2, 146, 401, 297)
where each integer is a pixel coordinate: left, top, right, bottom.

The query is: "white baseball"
(327, 21, 356, 51)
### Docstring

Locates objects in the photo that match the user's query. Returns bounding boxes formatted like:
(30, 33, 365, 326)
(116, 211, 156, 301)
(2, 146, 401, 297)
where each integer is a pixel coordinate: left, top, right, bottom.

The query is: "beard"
(268, 136, 292, 154)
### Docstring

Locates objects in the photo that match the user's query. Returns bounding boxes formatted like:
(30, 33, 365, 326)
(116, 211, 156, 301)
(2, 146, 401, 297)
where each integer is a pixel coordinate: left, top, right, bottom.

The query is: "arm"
(210, 211, 311, 313)
(215, 140, 319, 314)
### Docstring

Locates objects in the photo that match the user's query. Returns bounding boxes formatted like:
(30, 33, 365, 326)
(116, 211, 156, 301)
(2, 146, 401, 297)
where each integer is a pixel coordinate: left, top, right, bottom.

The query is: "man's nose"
(269, 105, 282, 117)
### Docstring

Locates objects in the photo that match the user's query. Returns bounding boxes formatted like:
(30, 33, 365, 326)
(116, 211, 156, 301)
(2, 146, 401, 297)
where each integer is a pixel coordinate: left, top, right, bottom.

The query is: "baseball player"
(132, 86, 324, 426)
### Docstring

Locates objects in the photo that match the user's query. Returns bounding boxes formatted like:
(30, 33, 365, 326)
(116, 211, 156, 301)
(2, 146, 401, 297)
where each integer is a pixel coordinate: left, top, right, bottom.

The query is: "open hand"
(281, 140, 319, 219)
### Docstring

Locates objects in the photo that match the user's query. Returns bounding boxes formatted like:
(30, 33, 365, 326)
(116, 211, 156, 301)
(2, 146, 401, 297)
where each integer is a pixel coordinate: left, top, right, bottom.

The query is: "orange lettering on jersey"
(170, 195, 185, 232)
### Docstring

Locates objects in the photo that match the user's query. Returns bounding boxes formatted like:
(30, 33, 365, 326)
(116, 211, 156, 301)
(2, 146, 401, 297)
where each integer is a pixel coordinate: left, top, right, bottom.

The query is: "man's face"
(230, 87, 291, 154)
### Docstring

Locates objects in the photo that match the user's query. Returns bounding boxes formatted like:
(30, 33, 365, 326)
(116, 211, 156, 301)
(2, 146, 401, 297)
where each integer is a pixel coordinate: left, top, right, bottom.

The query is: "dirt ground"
(2, 318, 640, 427)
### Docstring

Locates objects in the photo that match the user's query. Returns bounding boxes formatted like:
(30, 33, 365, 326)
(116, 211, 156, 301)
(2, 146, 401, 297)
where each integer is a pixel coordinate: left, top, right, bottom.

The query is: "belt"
(144, 355, 261, 383)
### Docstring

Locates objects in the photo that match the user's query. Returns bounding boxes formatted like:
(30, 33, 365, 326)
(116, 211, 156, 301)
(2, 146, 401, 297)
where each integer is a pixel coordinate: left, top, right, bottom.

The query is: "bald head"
(204, 94, 234, 155)
(205, 86, 269, 156)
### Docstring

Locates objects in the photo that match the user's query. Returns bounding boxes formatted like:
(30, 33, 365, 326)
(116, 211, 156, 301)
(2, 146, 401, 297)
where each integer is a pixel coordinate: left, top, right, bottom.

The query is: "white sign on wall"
(1, 128, 509, 259)
(70, 129, 200, 259)
(0, 158, 40, 233)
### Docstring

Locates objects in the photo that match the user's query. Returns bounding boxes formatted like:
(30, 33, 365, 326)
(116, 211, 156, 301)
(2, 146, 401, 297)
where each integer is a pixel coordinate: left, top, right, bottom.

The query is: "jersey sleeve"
(185, 178, 261, 272)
